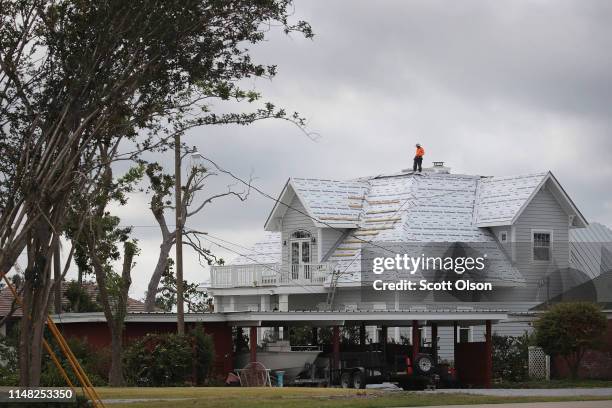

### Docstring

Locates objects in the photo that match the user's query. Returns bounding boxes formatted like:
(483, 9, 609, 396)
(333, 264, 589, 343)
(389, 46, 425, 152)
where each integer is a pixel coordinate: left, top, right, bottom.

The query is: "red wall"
(455, 342, 489, 387)
(552, 319, 612, 379)
(56, 321, 233, 378)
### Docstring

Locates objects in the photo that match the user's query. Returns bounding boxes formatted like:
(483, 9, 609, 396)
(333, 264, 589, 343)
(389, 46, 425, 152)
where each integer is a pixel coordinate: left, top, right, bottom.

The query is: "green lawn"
(91, 387, 612, 408)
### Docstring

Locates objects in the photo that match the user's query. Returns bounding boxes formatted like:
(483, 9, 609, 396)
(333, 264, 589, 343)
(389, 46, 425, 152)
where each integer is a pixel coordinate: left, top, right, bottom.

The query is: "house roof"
(570, 222, 612, 279)
(473, 173, 549, 226)
(0, 281, 150, 318)
(530, 270, 612, 311)
(474, 172, 587, 228)
(242, 168, 588, 287)
(50, 309, 509, 326)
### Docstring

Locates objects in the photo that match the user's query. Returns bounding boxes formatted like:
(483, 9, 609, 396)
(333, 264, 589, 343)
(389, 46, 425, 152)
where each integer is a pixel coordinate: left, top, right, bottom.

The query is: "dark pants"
(413, 157, 423, 172)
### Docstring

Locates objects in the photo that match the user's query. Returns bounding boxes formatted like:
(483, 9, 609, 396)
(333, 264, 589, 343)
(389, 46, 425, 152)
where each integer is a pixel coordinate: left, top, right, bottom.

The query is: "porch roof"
(50, 309, 508, 327)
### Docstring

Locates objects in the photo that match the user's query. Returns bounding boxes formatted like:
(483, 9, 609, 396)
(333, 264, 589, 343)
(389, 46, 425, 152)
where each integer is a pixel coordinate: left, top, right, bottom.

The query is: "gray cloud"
(63, 0, 612, 299)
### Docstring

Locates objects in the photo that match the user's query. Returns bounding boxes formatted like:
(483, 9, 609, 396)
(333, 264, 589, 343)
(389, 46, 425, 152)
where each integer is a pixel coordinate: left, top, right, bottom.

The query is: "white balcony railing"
(210, 263, 331, 288)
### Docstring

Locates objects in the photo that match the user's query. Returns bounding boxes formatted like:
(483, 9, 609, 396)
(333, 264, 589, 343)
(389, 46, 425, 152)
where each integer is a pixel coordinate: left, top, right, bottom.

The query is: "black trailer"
(295, 343, 439, 390)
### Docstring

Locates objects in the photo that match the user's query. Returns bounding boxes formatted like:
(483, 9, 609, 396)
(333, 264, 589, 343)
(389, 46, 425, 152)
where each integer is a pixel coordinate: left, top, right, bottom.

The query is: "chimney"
(428, 161, 451, 174)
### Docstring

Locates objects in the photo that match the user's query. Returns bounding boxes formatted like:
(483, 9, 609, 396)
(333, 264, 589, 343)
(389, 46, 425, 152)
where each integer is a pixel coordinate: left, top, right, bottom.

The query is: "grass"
(494, 379, 612, 389)
(91, 387, 612, 408)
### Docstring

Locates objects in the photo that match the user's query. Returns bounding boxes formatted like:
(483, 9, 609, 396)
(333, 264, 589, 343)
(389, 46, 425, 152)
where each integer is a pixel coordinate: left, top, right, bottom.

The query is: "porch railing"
(210, 263, 332, 288)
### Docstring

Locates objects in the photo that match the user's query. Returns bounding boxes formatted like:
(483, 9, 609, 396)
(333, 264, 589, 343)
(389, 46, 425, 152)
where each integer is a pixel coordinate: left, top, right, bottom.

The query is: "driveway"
(401, 402, 612, 408)
(429, 388, 612, 397)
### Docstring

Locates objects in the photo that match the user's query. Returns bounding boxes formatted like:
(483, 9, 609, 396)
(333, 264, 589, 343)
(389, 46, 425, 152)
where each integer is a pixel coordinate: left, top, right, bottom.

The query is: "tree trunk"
(54, 244, 62, 314)
(19, 225, 56, 387)
(144, 238, 173, 312)
(18, 283, 31, 386)
(108, 324, 124, 386)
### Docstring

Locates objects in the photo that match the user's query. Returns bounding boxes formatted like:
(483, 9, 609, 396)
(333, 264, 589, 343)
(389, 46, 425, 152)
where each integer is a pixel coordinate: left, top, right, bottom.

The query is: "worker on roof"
(413, 143, 425, 173)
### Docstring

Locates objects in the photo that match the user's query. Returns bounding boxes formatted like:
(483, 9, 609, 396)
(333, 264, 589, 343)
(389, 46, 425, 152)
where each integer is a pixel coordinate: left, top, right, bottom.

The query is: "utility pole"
(175, 134, 185, 334)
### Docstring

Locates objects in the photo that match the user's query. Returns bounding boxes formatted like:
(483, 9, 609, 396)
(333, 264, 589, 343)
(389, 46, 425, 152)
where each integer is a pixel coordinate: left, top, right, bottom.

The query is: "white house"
(205, 163, 592, 361)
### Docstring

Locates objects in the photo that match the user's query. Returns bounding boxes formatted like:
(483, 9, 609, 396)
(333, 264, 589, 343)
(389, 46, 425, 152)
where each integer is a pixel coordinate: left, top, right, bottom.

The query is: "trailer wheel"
(352, 371, 365, 389)
(340, 372, 352, 388)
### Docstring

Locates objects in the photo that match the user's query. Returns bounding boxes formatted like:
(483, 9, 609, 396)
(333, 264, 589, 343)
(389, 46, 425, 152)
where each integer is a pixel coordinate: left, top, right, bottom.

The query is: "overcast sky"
(69, 0, 612, 300)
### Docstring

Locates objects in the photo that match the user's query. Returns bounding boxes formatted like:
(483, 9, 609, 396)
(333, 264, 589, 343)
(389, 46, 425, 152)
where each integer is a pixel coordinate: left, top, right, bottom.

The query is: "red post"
(412, 320, 420, 357)
(453, 320, 458, 364)
(485, 320, 492, 388)
(431, 323, 438, 363)
(359, 323, 366, 349)
(332, 325, 340, 370)
(249, 326, 257, 363)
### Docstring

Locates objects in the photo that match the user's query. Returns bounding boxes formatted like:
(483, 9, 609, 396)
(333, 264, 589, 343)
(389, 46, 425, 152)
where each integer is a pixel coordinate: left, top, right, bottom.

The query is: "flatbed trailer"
(295, 344, 439, 390)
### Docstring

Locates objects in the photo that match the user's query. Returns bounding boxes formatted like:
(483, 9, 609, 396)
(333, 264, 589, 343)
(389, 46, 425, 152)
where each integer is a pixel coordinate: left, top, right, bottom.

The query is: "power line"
(196, 155, 466, 259)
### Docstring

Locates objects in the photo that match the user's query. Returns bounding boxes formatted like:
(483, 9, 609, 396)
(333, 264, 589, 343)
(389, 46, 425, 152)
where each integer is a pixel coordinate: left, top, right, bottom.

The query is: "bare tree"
(1, 0, 312, 386)
(143, 154, 250, 312)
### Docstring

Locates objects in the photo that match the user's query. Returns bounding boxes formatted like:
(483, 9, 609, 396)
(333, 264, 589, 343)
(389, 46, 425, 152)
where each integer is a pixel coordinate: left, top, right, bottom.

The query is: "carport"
(225, 308, 508, 388)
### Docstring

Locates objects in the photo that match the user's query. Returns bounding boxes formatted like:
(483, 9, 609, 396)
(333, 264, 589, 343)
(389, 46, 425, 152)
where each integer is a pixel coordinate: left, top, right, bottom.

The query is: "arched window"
(291, 230, 311, 239)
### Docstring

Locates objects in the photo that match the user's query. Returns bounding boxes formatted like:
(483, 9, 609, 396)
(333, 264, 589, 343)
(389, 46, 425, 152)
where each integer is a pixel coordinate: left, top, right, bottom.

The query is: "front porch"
(210, 263, 333, 288)
(233, 309, 506, 388)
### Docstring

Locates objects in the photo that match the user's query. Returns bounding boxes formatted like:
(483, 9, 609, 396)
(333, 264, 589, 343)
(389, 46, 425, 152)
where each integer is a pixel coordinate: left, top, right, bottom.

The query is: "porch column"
(260, 295, 270, 312)
(412, 320, 420, 357)
(485, 320, 492, 388)
(311, 327, 318, 345)
(381, 326, 388, 377)
(359, 323, 366, 350)
(453, 320, 458, 363)
(278, 294, 289, 312)
(332, 325, 340, 370)
(431, 322, 438, 363)
(249, 326, 257, 363)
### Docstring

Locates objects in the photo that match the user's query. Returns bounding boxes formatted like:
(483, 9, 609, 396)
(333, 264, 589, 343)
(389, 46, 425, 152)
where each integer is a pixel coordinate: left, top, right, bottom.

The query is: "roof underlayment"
(231, 169, 591, 287)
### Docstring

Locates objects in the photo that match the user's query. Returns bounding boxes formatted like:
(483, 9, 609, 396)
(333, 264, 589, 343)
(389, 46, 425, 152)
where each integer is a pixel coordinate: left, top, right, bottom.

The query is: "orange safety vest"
(415, 146, 425, 158)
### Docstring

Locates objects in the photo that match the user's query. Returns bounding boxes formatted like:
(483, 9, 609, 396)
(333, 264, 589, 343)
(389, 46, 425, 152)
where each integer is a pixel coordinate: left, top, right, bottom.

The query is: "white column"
(260, 295, 270, 312)
(279, 294, 289, 312)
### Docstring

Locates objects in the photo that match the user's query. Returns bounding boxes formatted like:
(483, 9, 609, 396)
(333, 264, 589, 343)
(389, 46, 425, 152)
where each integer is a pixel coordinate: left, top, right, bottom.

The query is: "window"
(533, 231, 552, 261)
(499, 231, 508, 243)
(291, 230, 311, 239)
(457, 326, 472, 343)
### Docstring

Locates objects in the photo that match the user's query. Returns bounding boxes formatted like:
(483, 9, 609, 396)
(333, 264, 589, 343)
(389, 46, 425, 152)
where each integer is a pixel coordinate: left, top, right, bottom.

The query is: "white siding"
(509, 184, 570, 302)
(320, 228, 344, 261)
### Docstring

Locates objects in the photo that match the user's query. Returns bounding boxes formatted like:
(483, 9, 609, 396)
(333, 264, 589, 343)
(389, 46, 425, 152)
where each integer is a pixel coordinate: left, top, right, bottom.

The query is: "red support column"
(332, 325, 340, 370)
(412, 320, 420, 357)
(431, 323, 438, 363)
(359, 323, 366, 350)
(453, 320, 458, 364)
(485, 320, 492, 388)
(249, 326, 257, 363)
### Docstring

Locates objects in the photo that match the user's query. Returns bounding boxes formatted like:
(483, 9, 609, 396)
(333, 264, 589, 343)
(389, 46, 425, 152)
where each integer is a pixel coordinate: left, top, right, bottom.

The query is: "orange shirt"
(415, 146, 425, 157)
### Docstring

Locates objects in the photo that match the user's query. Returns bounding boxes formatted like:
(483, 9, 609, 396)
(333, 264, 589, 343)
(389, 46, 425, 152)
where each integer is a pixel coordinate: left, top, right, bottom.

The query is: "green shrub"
(124, 329, 216, 386)
(123, 333, 193, 386)
(193, 323, 215, 385)
(41, 336, 108, 387)
(534, 302, 607, 379)
(492, 333, 530, 382)
(0, 326, 19, 386)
